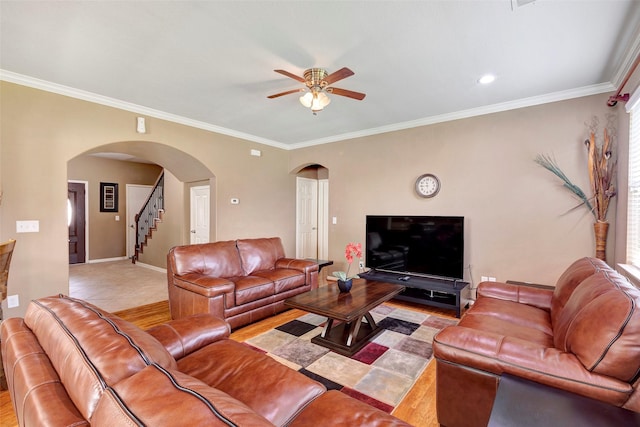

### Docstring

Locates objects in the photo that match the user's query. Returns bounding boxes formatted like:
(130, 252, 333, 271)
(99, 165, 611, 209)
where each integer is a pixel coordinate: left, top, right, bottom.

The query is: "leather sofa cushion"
(252, 268, 305, 293)
(23, 295, 177, 421)
(458, 313, 553, 348)
(234, 275, 276, 305)
(178, 339, 326, 426)
(553, 271, 640, 381)
(171, 240, 244, 278)
(237, 237, 286, 275)
(467, 295, 553, 338)
(551, 257, 606, 324)
(92, 364, 273, 426)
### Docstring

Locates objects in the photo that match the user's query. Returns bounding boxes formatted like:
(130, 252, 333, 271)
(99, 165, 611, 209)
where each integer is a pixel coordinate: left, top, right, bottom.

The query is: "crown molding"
(0, 70, 289, 150)
(610, 21, 640, 90)
(1, 69, 615, 151)
(289, 82, 615, 149)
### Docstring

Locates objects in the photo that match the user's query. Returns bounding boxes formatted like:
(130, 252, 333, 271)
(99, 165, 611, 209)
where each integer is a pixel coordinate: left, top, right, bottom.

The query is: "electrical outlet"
(481, 276, 489, 282)
(358, 261, 364, 269)
(488, 277, 497, 282)
(7, 294, 19, 308)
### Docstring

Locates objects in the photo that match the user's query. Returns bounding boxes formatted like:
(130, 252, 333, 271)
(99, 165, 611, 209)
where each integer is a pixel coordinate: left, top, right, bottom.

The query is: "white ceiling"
(1, 1, 639, 149)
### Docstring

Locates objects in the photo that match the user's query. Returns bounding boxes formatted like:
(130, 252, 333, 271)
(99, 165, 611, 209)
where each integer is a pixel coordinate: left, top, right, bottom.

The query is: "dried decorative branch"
(534, 154, 593, 214)
(536, 116, 616, 222)
(585, 127, 616, 222)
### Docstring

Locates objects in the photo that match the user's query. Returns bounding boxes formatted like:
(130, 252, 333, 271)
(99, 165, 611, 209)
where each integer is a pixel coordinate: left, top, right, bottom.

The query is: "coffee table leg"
(347, 312, 377, 347)
(347, 318, 363, 347)
(364, 312, 377, 329)
(321, 318, 334, 338)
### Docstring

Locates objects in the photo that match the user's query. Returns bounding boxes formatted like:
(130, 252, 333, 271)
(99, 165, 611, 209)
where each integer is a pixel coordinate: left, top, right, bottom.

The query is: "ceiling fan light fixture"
(300, 89, 331, 113)
(270, 66, 364, 114)
(299, 91, 313, 108)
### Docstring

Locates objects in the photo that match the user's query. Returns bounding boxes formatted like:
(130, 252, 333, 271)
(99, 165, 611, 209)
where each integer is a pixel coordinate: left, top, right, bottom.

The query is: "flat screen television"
(365, 215, 464, 280)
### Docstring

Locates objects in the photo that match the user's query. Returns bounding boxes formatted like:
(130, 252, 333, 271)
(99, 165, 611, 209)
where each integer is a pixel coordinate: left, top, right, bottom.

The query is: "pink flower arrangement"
(333, 242, 362, 281)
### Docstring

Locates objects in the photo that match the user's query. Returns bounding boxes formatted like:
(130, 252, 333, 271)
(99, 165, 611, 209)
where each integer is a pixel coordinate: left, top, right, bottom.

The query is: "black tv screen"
(365, 215, 464, 280)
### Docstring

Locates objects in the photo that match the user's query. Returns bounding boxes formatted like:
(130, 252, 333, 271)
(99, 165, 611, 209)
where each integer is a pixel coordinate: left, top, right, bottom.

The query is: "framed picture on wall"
(100, 182, 118, 212)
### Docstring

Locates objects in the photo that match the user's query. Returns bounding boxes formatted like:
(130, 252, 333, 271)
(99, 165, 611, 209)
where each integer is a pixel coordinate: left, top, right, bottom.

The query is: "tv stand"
(360, 270, 470, 318)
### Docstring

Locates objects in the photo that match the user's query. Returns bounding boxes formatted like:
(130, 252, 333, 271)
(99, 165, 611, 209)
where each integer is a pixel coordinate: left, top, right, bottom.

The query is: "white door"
(317, 179, 329, 259)
(126, 184, 153, 258)
(190, 185, 210, 244)
(296, 177, 318, 258)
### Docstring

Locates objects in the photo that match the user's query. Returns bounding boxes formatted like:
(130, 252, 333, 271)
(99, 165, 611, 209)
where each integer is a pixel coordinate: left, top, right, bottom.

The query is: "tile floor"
(69, 260, 167, 312)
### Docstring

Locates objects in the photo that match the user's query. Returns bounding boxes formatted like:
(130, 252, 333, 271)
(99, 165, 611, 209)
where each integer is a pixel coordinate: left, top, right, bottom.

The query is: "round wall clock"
(415, 173, 440, 198)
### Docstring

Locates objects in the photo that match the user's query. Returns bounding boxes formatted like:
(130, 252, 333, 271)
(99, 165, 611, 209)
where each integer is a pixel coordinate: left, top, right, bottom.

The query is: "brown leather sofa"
(1, 294, 410, 426)
(433, 257, 640, 427)
(167, 237, 318, 329)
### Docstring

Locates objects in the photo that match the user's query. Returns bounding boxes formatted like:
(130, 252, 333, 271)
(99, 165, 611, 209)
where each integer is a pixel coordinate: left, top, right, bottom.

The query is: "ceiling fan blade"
(267, 88, 305, 99)
(328, 87, 366, 100)
(274, 69, 305, 83)
(323, 67, 354, 85)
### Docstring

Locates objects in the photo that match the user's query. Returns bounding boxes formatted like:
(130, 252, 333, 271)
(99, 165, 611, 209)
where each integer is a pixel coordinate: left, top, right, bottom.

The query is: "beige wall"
(67, 155, 163, 260)
(0, 80, 628, 318)
(290, 93, 624, 290)
(1, 82, 296, 318)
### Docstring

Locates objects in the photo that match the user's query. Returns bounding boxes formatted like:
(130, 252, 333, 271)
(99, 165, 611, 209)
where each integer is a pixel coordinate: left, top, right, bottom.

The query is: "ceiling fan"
(268, 67, 366, 114)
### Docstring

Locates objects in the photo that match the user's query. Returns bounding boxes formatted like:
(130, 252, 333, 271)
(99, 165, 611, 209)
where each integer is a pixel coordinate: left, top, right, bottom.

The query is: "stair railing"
(133, 171, 164, 263)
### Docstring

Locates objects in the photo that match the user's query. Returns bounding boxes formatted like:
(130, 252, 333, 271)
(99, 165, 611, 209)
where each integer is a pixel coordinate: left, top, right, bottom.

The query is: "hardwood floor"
(1, 298, 454, 427)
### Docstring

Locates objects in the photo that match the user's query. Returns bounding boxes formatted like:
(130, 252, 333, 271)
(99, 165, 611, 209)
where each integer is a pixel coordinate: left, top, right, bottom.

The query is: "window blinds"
(628, 108, 640, 267)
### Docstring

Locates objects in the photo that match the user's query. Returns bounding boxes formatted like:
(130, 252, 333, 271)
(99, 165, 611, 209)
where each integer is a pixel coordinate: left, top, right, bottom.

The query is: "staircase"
(132, 172, 164, 264)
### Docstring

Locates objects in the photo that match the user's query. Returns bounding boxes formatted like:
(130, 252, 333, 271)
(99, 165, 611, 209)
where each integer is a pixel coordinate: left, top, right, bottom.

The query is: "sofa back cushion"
(170, 240, 244, 278)
(91, 364, 273, 426)
(552, 271, 640, 382)
(24, 295, 177, 421)
(550, 257, 606, 324)
(237, 237, 285, 275)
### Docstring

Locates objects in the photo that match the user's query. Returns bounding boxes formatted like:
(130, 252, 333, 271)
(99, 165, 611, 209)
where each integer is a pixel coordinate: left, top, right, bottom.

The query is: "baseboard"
(88, 257, 128, 263)
(135, 262, 167, 274)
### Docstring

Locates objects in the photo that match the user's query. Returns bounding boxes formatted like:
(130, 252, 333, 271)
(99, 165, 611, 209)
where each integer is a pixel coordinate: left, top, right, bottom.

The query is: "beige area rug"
(244, 304, 457, 413)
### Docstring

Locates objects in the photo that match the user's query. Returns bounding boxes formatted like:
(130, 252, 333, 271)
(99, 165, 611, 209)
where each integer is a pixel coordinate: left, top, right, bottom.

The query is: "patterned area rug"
(244, 304, 458, 413)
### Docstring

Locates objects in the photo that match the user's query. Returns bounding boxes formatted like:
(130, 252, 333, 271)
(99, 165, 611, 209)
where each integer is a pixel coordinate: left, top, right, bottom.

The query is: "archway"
(67, 141, 215, 304)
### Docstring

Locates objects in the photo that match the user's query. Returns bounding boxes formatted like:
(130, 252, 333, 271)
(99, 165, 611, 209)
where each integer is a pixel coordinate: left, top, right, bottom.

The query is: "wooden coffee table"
(284, 279, 405, 356)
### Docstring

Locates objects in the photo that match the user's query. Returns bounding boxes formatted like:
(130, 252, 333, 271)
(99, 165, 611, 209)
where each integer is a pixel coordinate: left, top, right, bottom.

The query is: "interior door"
(190, 185, 210, 244)
(296, 177, 318, 258)
(68, 182, 86, 264)
(317, 179, 329, 259)
(126, 184, 153, 259)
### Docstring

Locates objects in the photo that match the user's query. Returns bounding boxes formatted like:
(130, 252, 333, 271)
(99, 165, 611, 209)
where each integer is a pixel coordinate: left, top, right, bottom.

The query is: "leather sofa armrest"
(477, 281, 553, 311)
(146, 314, 231, 360)
(173, 274, 235, 298)
(275, 258, 319, 274)
(275, 258, 319, 289)
(288, 390, 411, 427)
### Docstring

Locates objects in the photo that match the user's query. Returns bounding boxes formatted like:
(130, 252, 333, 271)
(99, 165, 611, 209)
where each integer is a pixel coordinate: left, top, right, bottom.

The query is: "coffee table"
(284, 278, 405, 356)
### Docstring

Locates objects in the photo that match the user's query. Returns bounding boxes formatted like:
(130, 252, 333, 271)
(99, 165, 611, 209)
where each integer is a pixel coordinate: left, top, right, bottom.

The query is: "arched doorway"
(67, 141, 215, 309)
(68, 141, 215, 264)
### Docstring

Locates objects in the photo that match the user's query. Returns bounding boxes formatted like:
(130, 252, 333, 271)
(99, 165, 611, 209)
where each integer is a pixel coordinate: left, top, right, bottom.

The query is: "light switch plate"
(7, 294, 19, 308)
(16, 220, 39, 233)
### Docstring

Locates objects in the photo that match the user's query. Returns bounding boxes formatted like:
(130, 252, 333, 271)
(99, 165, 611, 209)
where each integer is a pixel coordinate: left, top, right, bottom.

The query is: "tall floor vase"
(594, 221, 609, 261)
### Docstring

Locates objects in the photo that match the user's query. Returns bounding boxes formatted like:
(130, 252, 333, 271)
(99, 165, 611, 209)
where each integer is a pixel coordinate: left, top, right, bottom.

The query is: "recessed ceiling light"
(478, 74, 496, 85)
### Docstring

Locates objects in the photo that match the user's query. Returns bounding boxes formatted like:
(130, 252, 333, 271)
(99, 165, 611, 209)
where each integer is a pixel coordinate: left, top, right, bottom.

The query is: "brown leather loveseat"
(1, 294, 410, 426)
(167, 237, 318, 329)
(433, 257, 640, 427)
